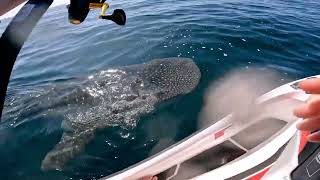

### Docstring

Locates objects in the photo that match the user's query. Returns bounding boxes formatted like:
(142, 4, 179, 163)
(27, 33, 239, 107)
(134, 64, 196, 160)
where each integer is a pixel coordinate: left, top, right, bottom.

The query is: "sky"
(0, 0, 67, 20)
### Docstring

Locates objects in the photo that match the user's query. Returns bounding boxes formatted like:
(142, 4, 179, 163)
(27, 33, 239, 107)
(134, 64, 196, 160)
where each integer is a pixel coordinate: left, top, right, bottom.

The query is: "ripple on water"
(1, 0, 320, 179)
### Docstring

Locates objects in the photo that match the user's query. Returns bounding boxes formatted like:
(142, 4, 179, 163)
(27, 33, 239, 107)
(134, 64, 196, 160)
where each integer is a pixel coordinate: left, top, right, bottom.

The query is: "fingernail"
(293, 105, 309, 117)
(296, 122, 303, 129)
(308, 131, 320, 142)
(308, 138, 320, 143)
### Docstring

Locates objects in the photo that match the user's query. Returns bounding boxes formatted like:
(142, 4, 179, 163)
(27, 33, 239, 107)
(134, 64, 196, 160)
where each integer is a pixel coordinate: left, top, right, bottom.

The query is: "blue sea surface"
(0, 0, 320, 179)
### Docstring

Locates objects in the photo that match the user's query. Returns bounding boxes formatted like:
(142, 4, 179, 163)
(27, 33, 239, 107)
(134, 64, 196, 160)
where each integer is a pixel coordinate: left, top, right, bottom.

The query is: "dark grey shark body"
(40, 58, 201, 171)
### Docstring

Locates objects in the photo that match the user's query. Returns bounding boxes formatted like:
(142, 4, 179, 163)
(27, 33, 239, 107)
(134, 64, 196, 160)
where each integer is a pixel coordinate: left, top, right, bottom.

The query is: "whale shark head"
(136, 58, 201, 101)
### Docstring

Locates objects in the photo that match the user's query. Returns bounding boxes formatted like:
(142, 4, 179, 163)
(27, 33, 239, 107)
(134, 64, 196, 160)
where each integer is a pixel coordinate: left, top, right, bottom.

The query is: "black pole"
(0, 0, 53, 121)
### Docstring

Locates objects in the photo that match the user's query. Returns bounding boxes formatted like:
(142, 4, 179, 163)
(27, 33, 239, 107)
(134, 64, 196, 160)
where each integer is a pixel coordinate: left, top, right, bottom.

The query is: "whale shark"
(39, 58, 201, 171)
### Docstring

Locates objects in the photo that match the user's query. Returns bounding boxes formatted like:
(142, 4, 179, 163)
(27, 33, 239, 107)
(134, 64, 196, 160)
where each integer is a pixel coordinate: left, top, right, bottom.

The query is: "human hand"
(294, 78, 320, 142)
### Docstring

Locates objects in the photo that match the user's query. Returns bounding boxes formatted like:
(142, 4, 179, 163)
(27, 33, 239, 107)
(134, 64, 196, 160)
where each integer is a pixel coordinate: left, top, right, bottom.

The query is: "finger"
(294, 104, 311, 118)
(294, 95, 320, 118)
(308, 131, 320, 143)
(296, 116, 320, 131)
(299, 78, 320, 94)
(308, 95, 320, 112)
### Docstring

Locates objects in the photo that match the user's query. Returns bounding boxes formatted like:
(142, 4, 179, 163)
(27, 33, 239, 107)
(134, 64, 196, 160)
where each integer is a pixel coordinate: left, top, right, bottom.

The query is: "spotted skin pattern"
(41, 58, 201, 171)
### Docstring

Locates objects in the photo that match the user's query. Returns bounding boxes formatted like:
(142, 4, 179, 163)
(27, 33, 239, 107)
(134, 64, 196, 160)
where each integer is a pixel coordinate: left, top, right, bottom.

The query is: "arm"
(0, 0, 27, 16)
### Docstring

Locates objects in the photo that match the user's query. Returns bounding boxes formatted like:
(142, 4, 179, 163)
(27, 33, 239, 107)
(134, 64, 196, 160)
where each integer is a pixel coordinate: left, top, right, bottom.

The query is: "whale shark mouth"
(38, 57, 201, 171)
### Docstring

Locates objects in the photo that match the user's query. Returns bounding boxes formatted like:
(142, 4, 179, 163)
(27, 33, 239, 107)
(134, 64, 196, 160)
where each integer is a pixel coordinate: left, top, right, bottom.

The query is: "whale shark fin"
(41, 130, 95, 171)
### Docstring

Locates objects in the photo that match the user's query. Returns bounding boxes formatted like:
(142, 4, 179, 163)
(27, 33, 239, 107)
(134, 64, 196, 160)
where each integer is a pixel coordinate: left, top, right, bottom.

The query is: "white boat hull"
(105, 75, 319, 180)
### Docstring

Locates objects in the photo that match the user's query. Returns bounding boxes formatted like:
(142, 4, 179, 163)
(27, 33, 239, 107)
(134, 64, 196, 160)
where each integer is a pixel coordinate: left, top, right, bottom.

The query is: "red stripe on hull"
(246, 130, 309, 179)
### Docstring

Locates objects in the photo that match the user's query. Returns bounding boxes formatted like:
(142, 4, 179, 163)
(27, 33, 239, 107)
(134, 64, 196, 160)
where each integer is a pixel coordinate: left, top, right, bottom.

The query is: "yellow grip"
(100, 3, 109, 16)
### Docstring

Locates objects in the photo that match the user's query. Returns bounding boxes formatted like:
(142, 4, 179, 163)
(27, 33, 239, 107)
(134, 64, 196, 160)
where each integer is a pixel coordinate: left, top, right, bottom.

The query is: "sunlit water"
(0, 0, 320, 179)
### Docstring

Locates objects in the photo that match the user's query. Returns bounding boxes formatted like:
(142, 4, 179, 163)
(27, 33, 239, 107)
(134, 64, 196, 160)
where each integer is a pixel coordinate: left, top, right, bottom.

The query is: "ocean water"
(0, 0, 320, 179)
